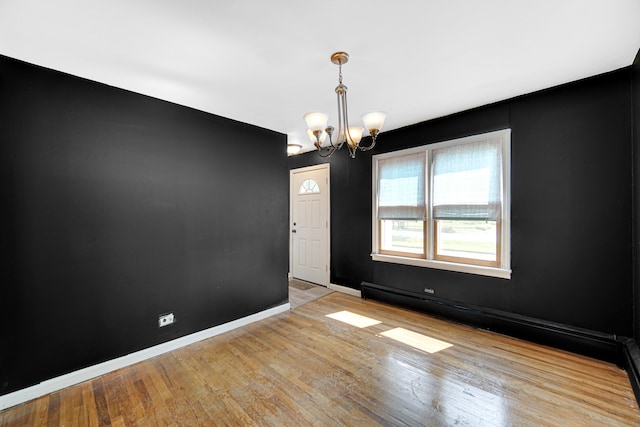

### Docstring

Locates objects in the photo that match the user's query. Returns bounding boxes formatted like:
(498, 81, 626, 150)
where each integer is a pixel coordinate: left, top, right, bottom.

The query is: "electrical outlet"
(158, 313, 175, 327)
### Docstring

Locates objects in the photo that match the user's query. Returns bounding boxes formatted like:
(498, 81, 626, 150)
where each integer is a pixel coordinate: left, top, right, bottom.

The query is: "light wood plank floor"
(2, 292, 639, 426)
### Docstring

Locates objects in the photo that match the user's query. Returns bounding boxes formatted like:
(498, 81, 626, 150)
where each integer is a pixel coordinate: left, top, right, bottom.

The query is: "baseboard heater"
(361, 281, 624, 365)
(361, 281, 640, 406)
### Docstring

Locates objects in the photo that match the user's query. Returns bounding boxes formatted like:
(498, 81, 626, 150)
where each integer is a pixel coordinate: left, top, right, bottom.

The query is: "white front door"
(290, 164, 330, 286)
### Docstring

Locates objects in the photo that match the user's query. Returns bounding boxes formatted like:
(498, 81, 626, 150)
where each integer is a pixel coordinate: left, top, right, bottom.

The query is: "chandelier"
(304, 52, 386, 158)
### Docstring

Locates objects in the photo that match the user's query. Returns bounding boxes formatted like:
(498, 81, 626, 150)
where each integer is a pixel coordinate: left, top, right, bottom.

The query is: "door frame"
(289, 163, 331, 286)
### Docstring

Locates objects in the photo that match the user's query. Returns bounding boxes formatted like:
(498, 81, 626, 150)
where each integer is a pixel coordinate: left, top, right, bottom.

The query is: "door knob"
(292, 229, 297, 233)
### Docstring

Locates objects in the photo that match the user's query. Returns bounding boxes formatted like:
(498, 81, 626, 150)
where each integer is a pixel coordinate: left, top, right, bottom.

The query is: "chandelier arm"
(325, 127, 340, 150)
(317, 145, 336, 158)
(357, 136, 378, 151)
(327, 129, 345, 151)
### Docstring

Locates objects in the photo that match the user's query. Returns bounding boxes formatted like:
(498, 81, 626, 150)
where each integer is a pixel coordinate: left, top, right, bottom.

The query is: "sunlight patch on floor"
(380, 327, 453, 354)
(326, 311, 382, 328)
(326, 311, 453, 354)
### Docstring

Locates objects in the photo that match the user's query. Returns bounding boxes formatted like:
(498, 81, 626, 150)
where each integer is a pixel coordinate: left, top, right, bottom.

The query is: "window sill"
(370, 253, 511, 280)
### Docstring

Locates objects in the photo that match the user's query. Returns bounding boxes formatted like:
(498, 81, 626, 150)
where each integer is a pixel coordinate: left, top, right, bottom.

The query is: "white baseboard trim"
(329, 283, 362, 298)
(0, 303, 290, 411)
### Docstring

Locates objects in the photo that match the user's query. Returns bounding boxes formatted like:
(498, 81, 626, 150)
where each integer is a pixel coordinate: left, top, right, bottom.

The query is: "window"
(372, 129, 511, 279)
(299, 178, 320, 194)
(378, 152, 426, 258)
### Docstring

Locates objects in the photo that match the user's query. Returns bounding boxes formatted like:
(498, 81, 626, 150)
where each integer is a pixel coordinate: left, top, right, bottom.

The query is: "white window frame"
(371, 129, 511, 279)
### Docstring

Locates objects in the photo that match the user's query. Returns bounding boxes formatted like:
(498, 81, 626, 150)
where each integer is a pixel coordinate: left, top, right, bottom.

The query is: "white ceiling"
(1, 1, 639, 153)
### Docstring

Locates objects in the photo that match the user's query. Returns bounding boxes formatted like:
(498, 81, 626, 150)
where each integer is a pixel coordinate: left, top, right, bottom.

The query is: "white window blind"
(377, 152, 426, 220)
(432, 138, 502, 220)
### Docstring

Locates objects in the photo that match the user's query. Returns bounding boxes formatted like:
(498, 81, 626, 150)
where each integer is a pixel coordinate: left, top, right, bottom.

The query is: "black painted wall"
(0, 56, 289, 395)
(290, 67, 634, 337)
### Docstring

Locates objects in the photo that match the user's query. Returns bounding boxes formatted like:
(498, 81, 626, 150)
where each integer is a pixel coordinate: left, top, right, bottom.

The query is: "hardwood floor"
(2, 292, 639, 426)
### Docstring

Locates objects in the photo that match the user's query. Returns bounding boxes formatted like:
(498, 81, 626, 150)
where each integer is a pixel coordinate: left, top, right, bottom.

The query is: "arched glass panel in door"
(299, 178, 320, 194)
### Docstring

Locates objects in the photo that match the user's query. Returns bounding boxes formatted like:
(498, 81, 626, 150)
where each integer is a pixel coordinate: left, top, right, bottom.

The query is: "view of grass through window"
(389, 221, 422, 248)
(436, 220, 497, 261)
(380, 220, 424, 254)
(381, 220, 498, 262)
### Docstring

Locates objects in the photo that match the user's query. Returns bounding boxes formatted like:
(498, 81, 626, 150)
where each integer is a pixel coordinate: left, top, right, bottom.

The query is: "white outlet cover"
(159, 313, 175, 327)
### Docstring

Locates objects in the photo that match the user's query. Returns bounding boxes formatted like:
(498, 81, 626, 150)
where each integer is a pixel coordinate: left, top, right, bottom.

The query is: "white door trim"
(289, 164, 330, 286)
